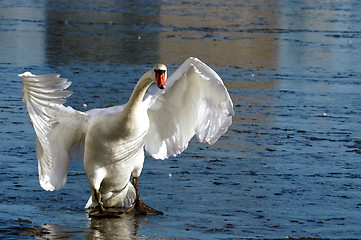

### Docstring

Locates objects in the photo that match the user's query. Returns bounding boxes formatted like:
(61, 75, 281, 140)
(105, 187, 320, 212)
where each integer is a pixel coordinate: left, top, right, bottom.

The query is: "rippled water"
(1, 0, 361, 239)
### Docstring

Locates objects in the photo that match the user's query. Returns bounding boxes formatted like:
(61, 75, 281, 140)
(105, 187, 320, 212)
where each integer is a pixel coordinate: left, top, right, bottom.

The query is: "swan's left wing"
(143, 57, 234, 159)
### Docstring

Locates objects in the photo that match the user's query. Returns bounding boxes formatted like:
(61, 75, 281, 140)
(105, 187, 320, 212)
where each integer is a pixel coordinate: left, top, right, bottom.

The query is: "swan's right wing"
(21, 72, 89, 191)
(143, 57, 234, 159)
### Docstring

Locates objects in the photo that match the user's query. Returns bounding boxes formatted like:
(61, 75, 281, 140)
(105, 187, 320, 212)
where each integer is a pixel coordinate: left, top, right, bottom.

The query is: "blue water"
(1, 0, 361, 239)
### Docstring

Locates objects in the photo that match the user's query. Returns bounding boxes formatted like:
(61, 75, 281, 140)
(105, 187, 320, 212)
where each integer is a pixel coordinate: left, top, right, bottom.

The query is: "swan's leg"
(89, 188, 124, 218)
(94, 189, 105, 213)
(127, 177, 163, 215)
(88, 188, 109, 217)
(87, 169, 106, 214)
(87, 169, 123, 218)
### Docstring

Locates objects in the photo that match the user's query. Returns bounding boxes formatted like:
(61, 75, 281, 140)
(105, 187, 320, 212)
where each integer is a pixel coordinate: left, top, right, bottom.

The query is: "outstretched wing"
(143, 57, 234, 159)
(20, 72, 89, 191)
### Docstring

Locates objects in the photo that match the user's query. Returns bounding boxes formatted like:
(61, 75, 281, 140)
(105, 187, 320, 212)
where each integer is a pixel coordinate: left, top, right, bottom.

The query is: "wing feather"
(20, 72, 88, 191)
(144, 57, 234, 159)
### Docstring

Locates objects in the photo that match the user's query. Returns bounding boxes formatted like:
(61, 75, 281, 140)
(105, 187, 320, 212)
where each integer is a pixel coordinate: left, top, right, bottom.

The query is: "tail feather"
(118, 182, 136, 208)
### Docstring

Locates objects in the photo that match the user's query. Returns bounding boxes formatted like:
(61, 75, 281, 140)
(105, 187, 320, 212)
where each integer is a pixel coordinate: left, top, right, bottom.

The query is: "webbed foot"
(127, 198, 163, 215)
(88, 208, 124, 218)
(127, 176, 163, 215)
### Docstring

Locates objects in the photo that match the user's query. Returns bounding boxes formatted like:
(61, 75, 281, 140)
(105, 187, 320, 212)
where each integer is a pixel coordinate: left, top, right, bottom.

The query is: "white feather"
(144, 57, 234, 159)
(20, 57, 233, 209)
(21, 73, 88, 190)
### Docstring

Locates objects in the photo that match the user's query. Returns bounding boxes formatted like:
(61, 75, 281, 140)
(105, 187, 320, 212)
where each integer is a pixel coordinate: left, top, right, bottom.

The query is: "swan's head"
(153, 64, 167, 89)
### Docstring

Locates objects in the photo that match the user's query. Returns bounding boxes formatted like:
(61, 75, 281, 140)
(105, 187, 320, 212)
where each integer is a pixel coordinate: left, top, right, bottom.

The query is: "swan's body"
(21, 57, 234, 215)
(83, 67, 161, 211)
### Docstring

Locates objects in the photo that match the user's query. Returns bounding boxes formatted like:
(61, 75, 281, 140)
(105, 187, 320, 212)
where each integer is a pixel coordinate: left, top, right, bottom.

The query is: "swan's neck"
(125, 70, 154, 112)
(104, 70, 153, 138)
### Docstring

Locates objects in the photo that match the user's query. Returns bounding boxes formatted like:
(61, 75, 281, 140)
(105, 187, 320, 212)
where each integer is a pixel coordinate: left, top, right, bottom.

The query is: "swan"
(20, 57, 234, 216)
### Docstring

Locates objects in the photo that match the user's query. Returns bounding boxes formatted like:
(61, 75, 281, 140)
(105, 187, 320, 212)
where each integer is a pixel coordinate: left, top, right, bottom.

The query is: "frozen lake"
(1, 0, 361, 238)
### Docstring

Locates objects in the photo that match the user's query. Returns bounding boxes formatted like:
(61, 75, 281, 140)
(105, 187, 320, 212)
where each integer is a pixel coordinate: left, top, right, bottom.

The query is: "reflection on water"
(0, 5, 46, 66)
(0, 0, 283, 68)
(11, 214, 142, 239)
(45, 0, 161, 65)
(158, 0, 281, 68)
(87, 214, 141, 240)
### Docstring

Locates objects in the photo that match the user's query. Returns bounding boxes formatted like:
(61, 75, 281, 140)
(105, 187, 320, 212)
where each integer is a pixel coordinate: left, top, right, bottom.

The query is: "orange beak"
(156, 72, 166, 89)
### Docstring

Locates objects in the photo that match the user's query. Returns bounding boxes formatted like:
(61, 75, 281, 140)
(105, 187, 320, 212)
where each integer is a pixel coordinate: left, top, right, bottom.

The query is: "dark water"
(1, 0, 361, 239)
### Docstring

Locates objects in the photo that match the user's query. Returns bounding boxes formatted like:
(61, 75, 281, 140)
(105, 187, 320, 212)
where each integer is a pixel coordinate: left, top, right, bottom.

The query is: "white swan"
(20, 57, 234, 216)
